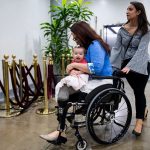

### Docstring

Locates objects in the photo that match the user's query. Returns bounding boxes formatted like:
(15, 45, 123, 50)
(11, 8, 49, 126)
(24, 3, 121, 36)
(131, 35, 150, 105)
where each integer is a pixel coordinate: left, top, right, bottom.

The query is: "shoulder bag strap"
(123, 30, 137, 58)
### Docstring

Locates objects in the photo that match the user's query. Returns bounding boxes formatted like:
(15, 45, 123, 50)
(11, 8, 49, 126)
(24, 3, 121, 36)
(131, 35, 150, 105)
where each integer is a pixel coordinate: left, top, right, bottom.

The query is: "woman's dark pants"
(126, 72, 149, 119)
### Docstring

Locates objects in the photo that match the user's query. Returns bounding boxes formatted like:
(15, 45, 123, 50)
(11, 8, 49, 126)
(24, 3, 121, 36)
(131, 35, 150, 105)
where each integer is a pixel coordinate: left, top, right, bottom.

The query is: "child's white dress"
(55, 74, 89, 101)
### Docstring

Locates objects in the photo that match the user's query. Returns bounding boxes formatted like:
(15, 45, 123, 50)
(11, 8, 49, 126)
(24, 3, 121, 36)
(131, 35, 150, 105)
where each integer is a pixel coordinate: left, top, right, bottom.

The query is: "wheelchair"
(55, 75, 132, 150)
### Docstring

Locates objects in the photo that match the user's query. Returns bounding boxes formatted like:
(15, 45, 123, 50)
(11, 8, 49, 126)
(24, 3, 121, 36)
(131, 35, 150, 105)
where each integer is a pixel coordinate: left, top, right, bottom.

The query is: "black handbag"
(147, 62, 150, 75)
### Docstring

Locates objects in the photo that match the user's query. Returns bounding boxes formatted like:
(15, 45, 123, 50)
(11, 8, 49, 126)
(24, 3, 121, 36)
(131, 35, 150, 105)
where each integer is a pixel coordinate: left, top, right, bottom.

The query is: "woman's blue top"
(85, 40, 112, 76)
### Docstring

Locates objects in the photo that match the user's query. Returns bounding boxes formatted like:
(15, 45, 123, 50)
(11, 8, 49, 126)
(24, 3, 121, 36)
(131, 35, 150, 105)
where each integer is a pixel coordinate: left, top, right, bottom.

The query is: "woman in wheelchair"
(40, 21, 113, 145)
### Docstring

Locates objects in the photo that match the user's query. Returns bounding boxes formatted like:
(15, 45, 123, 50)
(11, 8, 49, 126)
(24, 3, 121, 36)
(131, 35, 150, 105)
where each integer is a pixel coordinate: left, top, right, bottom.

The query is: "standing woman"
(40, 21, 112, 143)
(111, 1, 150, 136)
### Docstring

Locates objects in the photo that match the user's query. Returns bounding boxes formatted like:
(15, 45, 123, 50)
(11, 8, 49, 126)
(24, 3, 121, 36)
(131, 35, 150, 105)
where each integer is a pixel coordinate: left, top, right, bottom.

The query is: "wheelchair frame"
(56, 76, 132, 150)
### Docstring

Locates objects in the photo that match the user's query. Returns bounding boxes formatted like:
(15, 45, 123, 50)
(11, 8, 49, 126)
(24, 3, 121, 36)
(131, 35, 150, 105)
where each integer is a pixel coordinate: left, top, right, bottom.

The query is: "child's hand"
(66, 63, 75, 74)
(69, 70, 83, 76)
(69, 69, 78, 76)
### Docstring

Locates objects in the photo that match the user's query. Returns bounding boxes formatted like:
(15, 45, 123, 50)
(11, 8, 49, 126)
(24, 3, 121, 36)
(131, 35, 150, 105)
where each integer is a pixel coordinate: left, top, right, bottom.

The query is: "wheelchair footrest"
(72, 121, 86, 128)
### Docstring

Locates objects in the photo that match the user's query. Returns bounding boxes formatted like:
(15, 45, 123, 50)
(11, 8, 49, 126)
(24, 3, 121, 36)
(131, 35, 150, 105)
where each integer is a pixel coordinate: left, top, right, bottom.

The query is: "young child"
(55, 47, 89, 101)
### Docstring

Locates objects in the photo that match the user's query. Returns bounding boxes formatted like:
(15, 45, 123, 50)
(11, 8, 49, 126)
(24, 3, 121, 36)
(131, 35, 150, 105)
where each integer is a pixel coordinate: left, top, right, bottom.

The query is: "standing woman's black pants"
(126, 71, 149, 119)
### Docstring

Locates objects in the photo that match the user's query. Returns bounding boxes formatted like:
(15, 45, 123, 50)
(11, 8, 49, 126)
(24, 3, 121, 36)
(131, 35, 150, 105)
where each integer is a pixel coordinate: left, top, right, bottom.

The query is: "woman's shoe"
(40, 131, 67, 145)
(132, 129, 142, 136)
(132, 119, 143, 136)
(144, 108, 148, 120)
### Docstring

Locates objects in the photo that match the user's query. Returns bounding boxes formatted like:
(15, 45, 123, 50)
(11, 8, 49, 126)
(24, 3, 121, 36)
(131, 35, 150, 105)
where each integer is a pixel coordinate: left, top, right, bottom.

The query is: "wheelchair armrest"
(90, 75, 120, 80)
(90, 75, 124, 90)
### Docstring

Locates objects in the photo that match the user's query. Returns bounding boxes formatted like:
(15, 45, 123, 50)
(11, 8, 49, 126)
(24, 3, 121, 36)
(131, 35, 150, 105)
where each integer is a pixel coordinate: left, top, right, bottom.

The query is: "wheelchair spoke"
(115, 115, 128, 118)
(103, 124, 112, 142)
(115, 107, 128, 113)
(114, 120, 125, 128)
(114, 118, 126, 125)
(105, 124, 113, 142)
(112, 123, 117, 138)
(117, 101, 126, 111)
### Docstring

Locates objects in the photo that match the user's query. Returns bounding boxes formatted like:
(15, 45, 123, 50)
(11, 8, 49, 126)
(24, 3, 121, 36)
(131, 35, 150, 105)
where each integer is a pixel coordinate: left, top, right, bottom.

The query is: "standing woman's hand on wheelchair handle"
(121, 67, 130, 74)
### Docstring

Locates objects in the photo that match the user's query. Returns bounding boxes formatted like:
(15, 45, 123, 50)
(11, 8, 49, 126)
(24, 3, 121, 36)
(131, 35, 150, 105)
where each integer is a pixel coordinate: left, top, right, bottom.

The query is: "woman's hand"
(66, 63, 75, 74)
(66, 62, 88, 74)
(121, 67, 130, 74)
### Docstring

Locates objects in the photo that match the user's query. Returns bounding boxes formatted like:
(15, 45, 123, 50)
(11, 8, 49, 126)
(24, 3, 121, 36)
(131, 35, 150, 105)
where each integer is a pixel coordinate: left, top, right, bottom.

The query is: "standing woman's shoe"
(132, 119, 143, 136)
(132, 128, 142, 136)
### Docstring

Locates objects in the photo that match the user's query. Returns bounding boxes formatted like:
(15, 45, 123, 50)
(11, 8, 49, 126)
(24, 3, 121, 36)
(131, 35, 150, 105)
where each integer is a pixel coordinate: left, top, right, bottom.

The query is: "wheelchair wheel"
(76, 139, 87, 150)
(86, 87, 132, 144)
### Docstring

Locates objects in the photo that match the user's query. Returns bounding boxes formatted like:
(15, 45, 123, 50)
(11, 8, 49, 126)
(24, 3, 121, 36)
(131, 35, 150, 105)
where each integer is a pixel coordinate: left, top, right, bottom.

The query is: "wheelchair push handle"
(112, 70, 126, 78)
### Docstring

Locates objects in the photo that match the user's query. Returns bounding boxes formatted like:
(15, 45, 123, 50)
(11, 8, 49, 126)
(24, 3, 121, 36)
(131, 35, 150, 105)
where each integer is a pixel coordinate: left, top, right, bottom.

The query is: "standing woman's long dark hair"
(130, 1, 150, 35)
(70, 21, 110, 54)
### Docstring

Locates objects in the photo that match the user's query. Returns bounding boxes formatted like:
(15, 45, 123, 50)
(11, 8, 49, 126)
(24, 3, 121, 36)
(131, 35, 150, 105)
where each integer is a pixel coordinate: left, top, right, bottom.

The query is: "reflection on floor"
(0, 80, 150, 150)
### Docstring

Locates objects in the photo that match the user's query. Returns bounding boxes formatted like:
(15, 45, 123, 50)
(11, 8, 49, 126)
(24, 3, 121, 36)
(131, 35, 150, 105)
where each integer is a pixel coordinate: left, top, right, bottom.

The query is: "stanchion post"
(3, 55, 10, 116)
(48, 53, 53, 99)
(43, 56, 49, 113)
(61, 54, 65, 77)
(12, 55, 17, 91)
(36, 56, 53, 115)
(19, 59, 23, 100)
(48, 54, 56, 112)
(49, 53, 53, 65)
(66, 53, 71, 66)
(10, 55, 18, 105)
(0, 55, 21, 118)
(33, 54, 38, 94)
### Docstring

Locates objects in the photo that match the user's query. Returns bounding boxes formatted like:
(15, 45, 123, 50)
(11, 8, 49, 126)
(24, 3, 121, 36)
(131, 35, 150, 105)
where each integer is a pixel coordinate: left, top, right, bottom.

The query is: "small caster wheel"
(76, 139, 87, 150)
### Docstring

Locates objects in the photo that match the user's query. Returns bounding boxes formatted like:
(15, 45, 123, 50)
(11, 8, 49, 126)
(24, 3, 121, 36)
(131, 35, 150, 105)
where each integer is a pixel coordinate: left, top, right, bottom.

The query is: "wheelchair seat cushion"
(80, 79, 113, 93)
(85, 84, 113, 104)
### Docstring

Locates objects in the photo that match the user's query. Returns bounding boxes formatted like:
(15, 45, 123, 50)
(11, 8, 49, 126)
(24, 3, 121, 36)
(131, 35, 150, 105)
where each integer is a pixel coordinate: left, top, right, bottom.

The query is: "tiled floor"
(0, 80, 150, 150)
